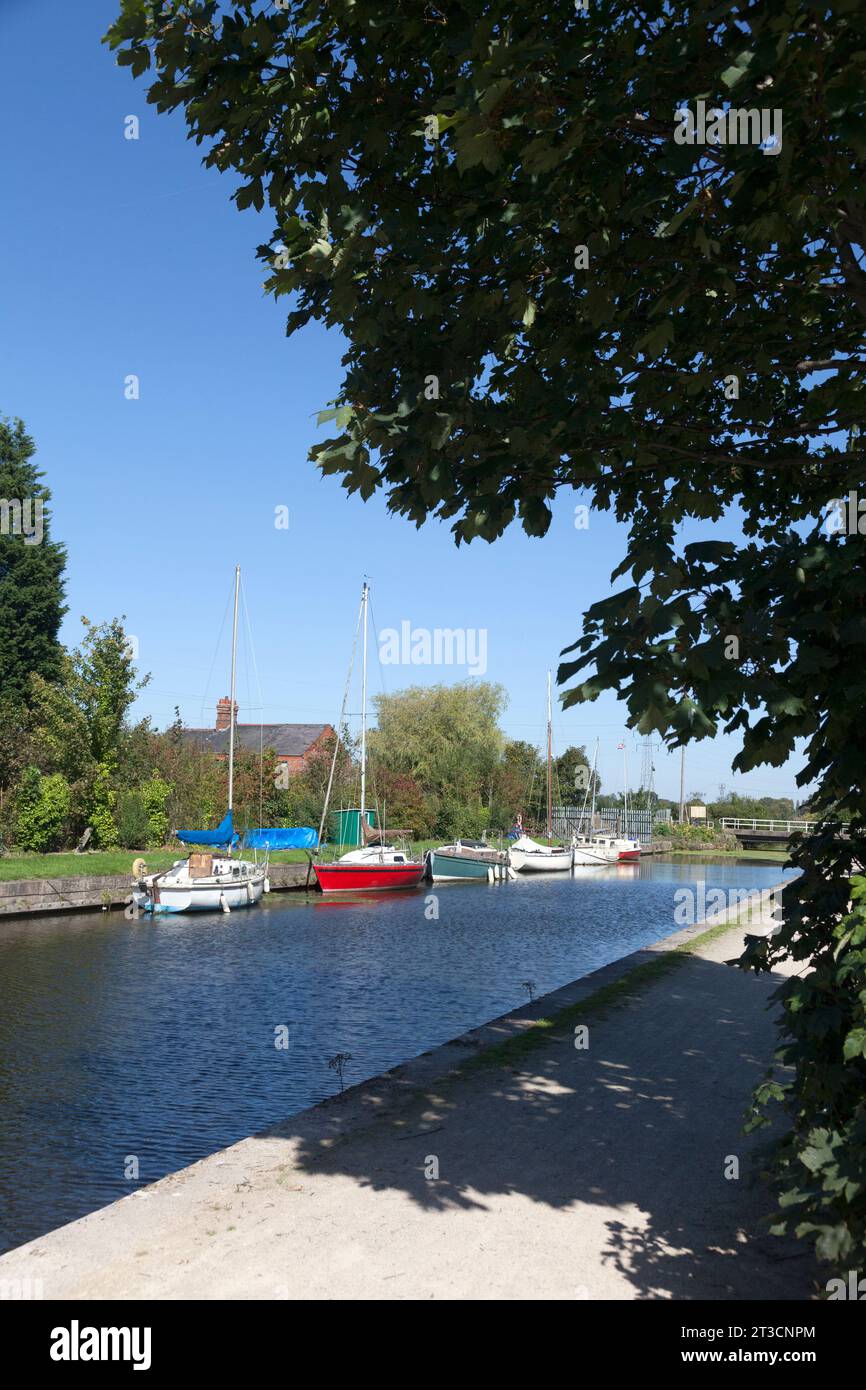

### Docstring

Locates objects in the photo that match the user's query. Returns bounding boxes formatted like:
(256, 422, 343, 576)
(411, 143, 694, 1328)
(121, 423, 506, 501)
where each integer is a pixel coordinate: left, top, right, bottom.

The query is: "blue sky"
(0, 0, 807, 805)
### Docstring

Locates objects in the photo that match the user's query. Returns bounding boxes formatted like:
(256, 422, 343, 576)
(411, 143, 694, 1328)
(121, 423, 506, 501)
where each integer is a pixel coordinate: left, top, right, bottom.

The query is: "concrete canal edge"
(0, 862, 312, 919)
(0, 881, 803, 1299)
(0, 843, 723, 920)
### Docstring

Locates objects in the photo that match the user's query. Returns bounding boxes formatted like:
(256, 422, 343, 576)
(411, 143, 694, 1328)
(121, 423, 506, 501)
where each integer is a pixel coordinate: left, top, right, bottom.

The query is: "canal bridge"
(719, 817, 849, 847)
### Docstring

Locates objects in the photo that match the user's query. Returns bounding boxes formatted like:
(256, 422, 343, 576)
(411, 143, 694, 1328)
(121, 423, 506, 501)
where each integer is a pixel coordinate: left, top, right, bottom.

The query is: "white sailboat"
(132, 566, 268, 914)
(571, 739, 641, 864)
(510, 672, 574, 874)
(572, 740, 613, 865)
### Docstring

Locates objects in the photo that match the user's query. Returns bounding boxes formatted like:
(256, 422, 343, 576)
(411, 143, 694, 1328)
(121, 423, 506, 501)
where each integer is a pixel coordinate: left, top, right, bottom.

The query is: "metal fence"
(551, 805, 670, 846)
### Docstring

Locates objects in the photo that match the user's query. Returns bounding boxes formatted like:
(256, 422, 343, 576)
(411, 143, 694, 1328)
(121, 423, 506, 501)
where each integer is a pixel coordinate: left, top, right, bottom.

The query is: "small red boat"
(313, 847, 425, 894)
(616, 839, 642, 862)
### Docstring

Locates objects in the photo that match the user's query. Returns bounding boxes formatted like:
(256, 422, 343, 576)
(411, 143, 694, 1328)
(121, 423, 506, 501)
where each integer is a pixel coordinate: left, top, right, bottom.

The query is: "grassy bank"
(670, 848, 791, 863)
(0, 840, 447, 880)
(0, 850, 181, 881)
(0, 841, 790, 880)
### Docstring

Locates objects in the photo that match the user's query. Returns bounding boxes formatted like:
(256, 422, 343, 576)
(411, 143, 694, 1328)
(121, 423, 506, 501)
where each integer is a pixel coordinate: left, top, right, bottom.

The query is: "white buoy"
(219, 893, 231, 914)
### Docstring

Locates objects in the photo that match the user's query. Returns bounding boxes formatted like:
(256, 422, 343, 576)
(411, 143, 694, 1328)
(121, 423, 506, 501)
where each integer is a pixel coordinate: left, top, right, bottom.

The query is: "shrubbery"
(656, 822, 738, 851)
(140, 771, 172, 846)
(116, 789, 152, 850)
(745, 866, 866, 1272)
(15, 767, 71, 852)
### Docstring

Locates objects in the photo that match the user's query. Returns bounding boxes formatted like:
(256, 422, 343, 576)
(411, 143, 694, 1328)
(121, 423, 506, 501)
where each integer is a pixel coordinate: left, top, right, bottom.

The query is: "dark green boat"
(425, 841, 511, 882)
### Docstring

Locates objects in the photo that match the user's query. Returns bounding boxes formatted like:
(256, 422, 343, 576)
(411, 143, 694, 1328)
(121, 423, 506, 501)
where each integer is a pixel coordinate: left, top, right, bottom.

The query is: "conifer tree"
(0, 416, 67, 704)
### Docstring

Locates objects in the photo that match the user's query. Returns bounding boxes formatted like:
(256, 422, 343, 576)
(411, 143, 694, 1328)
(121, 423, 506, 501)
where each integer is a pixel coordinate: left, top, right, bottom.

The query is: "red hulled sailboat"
(312, 582, 425, 894)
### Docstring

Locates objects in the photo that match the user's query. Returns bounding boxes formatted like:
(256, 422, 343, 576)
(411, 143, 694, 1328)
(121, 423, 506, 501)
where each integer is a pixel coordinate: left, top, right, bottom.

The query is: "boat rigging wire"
(317, 593, 364, 851)
(198, 577, 235, 729)
(239, 576, 266, 828)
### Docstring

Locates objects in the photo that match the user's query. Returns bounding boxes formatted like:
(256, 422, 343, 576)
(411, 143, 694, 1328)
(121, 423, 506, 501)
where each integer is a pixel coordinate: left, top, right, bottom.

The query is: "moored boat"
(510, 673, 574, 875)
(314, 845, 425, 893)
(509, 835, 574, 873)
(571, 837, 614, 866)
(614, 740, 642, 861)
(614, 838, 641, 862)
(134, 846, 266, 914)
(426, 840, 511, 882)
(569, 741, 637, 864)
(132, 566, 266, 915)
(312, 581, 425, 895)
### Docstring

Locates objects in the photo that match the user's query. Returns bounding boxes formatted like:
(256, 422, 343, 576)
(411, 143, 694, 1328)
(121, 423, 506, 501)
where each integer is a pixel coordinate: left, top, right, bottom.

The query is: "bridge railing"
(719, 817, 848, 835)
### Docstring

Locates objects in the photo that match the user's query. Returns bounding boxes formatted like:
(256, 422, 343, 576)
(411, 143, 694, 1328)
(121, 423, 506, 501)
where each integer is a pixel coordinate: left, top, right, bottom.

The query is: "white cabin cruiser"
(571, 836, 615, 865)
(133, 850, 266, 914)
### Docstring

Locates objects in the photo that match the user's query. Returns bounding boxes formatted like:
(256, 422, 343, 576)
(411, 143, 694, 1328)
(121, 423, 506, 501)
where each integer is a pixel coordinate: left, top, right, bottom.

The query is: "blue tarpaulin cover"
(176, 810, 237, 848)
(242, 827, 319, 850)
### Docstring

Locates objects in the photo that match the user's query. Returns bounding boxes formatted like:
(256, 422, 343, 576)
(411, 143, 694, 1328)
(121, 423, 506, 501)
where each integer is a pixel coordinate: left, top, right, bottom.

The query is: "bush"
(660, 822, 737, 850)
(15, 767, 71, 852)
(116, 789, 152, 849)
(140, 771, 172, 846)
(434, 796, 490, 840)
(745, 872, 866, 1274)
(89, 766, 118, 849)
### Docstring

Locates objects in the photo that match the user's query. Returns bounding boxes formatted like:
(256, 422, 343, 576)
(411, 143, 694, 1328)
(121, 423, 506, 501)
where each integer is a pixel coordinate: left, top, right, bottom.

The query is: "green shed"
(329, 807, 377, 847)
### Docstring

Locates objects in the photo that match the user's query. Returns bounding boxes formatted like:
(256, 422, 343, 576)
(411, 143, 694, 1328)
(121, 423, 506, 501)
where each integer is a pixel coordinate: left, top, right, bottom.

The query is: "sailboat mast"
(622, 740, 629, 840)
(228, 564, 240, 813)
(547, 670, 552, 841)
(591, 738, 599, 829)
(360, 581, 369, 829)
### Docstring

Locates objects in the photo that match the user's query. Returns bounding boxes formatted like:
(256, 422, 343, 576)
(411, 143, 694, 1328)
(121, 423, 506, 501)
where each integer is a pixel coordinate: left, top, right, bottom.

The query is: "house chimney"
(215, 697, 237, 731)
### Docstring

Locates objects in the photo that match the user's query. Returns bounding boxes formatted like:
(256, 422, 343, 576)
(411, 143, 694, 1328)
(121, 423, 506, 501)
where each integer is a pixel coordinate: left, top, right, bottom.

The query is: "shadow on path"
(262, 949, 816, 1300)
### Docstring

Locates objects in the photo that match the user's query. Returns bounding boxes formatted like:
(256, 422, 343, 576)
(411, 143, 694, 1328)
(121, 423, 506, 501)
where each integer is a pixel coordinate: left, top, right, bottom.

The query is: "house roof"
(179, 723, 332, 759)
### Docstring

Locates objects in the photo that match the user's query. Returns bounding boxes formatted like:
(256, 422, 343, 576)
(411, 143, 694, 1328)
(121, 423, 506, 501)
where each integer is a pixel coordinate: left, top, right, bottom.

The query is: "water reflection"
(0, 857, 794, 1253)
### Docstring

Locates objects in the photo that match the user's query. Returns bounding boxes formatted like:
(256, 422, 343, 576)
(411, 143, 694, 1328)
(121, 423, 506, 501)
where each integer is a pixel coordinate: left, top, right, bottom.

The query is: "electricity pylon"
(638, 736, 660, 811)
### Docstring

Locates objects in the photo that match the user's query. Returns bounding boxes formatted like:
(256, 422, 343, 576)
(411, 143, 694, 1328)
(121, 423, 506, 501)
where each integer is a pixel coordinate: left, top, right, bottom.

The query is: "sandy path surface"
(0, 912, 816, 1300)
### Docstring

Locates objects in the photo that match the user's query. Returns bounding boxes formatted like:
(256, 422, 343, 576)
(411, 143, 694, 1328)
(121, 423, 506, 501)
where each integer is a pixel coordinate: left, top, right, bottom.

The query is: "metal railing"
(719, 817, 848, 835)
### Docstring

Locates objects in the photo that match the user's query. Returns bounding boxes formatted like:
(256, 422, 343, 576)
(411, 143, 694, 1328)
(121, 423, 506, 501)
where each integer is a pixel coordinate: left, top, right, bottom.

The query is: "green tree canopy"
(554, 744, 596, 805)
(491, 737, 543, 827)
(370, 681, 506, 804)
(710, 786, 796, 819)
(71, 617, 149, 769)
(0, 417, 66, 703)
(108, 0, 866, 1273)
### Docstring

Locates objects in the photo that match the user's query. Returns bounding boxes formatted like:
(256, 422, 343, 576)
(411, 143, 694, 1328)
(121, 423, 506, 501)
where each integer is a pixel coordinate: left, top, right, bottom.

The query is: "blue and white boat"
(133, 566, 268, 915)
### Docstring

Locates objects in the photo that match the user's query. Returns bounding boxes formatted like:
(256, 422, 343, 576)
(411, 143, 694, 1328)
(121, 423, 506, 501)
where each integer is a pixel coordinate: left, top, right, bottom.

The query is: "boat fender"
(264, 877, 271, 894)
(487, 866, 495, 883)
(219, 892, 231, 915)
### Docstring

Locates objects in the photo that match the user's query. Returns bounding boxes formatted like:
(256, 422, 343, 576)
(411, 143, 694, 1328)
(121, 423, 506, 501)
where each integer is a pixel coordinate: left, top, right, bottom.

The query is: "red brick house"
(180, 699, 335, 776)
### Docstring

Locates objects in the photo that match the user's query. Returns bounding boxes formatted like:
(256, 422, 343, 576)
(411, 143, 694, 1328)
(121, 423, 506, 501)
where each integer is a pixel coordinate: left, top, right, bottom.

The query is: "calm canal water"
(0, 857, 795, 1253)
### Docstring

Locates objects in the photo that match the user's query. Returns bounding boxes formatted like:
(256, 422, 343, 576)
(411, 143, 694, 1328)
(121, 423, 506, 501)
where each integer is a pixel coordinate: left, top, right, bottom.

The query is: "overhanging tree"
(107, 0, 866, 1269)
